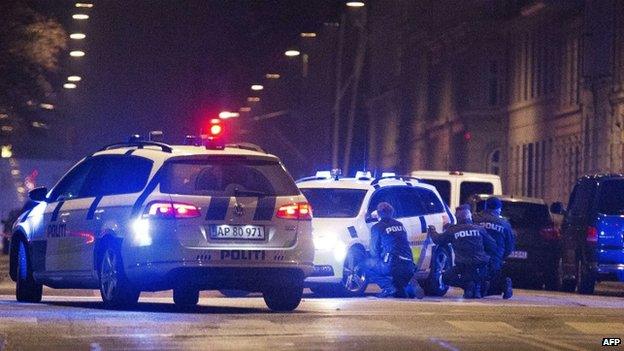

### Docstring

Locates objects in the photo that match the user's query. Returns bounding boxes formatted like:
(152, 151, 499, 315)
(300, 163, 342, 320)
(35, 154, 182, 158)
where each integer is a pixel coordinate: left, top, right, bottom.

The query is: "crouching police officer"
(367, 202, 422, 298)
(428, 205, 497, 298)
(474, 197, 515, 299)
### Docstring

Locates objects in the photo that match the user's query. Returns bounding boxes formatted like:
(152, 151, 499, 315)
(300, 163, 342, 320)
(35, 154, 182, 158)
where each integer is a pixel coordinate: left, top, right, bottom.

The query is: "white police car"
(9, 136, 314, 311)
(298, 171, 454, 296)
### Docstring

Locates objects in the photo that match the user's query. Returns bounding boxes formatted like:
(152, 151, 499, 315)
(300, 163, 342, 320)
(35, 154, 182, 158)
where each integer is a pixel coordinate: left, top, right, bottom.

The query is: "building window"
(487, 148, 501, 175)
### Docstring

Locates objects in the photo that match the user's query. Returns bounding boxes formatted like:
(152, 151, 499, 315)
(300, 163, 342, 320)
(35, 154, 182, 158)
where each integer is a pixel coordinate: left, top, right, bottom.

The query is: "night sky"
(51, 0, 341, 157)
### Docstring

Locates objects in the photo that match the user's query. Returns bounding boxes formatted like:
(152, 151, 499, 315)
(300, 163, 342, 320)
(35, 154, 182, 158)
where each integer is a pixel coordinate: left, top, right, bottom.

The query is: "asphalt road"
(0, 282, 623, 351)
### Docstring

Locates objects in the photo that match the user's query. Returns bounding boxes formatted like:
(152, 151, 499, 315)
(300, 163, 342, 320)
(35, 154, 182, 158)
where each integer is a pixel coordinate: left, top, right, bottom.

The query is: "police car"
(9, 131, 314, 311)
(298, 171, 454, 296)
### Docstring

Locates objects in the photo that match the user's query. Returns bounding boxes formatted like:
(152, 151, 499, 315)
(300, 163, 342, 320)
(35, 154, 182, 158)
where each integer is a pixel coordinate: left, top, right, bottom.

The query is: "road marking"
(520, 334, 590, 351)
(566, 322, 624, 335)
(446, 320, 520, 333)
(429, 337, 461, 351)
(503, 335, 566, 351)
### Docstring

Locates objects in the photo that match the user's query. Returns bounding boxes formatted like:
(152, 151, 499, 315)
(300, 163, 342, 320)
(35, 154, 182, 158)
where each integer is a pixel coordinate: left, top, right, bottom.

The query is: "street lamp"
(300, 32, 317, 38)
(75, 2, 94, 7)
(63, 83, 77, 89)
(70, 33, 86, 39)
(251, 84, 264, 91)
(247, 97, 260, 102)
(239, 107, 251, 112)
(346, 1, 365, 7)
(72, 13, 89, 20)
(67, 75, 82, 82)
(284, 49, 301, 57)
(265, 73, 280, 79)
(70, 50, 85, 57)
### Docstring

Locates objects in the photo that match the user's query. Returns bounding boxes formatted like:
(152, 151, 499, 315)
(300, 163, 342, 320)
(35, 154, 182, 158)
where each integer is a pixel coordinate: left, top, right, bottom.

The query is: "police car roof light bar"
(100, 140, 173, 153)
(370, 175, 420, 186)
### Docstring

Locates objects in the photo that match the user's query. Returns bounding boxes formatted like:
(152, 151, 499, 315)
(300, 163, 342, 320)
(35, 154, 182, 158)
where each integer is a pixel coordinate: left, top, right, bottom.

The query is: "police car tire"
(263, 278, 304, 312)
(99, 246, 140, 309)
(424, 246, 451, 296)
(173, 288, 199, 307)
(15, 240, 42, 303)
(338, 248, 368, 297)
(219, 289, 251, 298)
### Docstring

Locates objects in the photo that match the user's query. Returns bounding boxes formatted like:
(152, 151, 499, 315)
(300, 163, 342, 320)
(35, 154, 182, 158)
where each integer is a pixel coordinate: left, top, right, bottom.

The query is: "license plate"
(508, 250, 527, 259)
(210, 225, 265, 240)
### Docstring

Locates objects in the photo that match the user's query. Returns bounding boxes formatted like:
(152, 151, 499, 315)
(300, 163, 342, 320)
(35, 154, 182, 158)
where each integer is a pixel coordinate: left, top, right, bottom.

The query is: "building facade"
(366, 0, 624, 203)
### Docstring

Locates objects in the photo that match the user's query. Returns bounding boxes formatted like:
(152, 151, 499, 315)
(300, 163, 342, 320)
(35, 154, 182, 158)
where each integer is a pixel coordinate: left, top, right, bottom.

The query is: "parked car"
(468, 194, 561, 290)
(551, 174, 624, 294)
(411, 171, 502, 210)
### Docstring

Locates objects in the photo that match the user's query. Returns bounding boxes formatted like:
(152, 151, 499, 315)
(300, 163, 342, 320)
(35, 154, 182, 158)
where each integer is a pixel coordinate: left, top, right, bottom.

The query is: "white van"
(298, 171, 454, 297)
(410, 171, 502, 210)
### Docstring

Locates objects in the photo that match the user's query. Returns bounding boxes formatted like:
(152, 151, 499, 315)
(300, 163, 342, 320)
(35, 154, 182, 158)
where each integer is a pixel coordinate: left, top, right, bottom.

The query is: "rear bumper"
(126, 261, 313, 291)
(304, 248, 344, 285)
(597, 263, 624, 281)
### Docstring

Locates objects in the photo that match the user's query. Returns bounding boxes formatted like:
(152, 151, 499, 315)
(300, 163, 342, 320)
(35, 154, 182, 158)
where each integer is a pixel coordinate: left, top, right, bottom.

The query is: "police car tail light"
(586, 226, 598, 244)
(276, 202, 313, 220)
(146, 201, 201, 219)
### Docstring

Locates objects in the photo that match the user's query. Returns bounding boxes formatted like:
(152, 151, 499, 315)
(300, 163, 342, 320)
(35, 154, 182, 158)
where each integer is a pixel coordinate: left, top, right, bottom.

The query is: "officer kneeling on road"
(473, 197, 515, 299)
(428, 205, 497, 299)
(367, 202, 423, 298)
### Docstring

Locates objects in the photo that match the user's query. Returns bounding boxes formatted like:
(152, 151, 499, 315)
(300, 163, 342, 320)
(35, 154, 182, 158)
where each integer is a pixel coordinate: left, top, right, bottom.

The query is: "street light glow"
(346, 1, 365, 7)
(72, 14, 89, 20)
(70, 33, 86, 39)
(265, 73, 280, 79)
(70, 50, 85, 57)
(219, 111, 240, 119)
(67, 75, 82, 82)
(247, 97, 260, 102)
(284, 50, 301, 57)
(251, 84, 264, 91)
(39, 103, 54, 110)
(63, 83, 77, 89)
(75, 3, 94, 7)
(300, 32, 317, 38)
(239, 107, 251, 112)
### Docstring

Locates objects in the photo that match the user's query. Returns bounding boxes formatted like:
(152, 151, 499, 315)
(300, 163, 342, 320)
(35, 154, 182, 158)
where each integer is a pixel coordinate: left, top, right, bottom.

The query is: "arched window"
(487, 148, 501, 175)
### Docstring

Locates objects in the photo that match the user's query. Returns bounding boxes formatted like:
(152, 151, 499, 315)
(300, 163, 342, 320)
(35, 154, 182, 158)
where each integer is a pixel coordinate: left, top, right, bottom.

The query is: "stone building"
(365, 0, 624, 203)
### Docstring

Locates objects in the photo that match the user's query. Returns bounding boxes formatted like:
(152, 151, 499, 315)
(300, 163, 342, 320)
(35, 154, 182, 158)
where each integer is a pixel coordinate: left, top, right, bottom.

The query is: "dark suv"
(469, 195, 561, 290)
(551, 174, 624, 294)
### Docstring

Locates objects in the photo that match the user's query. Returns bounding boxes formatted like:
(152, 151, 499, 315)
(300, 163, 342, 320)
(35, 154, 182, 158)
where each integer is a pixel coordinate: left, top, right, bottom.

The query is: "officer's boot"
(463, 282, 475, 299)
(473, 283, 482, 299)
(502, 277, 513, 299)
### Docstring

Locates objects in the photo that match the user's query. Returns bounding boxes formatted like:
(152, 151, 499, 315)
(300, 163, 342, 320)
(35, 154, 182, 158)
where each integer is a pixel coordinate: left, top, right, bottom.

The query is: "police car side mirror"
(550, 202, 565, 215)
(365, 213, 379, 223)
(28, 187, 48, 202)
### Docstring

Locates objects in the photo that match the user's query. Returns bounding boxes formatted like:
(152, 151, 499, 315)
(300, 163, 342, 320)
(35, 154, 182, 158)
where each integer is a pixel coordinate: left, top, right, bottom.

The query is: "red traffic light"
(208, 119, 223, 137)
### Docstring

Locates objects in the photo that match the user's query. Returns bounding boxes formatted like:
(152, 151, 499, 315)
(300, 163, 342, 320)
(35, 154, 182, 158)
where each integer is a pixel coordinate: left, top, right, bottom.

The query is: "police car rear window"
(160, 158, 300, 197)
(300, 188, 366, 218)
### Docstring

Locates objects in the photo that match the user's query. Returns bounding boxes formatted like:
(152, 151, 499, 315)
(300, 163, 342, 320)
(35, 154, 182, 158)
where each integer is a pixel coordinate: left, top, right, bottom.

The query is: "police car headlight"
(313, 235, 337, 251)
(333, 241, 347, 261)
(131, 218, 152, 246)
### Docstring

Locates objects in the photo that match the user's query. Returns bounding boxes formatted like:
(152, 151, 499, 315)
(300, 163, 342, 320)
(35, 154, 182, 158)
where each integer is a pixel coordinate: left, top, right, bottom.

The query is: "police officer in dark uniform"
(429, 205, 497, 298)
(368, 202, 418, 298)
(473, 197, 515, 299)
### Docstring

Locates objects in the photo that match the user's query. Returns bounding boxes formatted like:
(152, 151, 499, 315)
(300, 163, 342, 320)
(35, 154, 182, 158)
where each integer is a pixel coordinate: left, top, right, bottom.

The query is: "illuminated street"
(0, 283, 622, 350)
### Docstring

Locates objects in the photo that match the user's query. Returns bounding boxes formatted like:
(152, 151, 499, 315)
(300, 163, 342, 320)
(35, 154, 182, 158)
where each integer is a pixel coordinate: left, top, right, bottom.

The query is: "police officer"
(428, 205, 497, 298)
(473, 197, 515, 299)
(368, 202, 419, 298)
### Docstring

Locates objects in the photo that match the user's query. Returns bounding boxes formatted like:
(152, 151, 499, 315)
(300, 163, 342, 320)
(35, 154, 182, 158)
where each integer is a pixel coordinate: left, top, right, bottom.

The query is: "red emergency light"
(202, 118, 225, 149)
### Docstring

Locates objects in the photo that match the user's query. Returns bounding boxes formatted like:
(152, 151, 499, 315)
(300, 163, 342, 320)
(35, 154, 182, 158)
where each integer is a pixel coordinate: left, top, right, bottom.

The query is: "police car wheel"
(262, 276, 304, 312)
(99, 247, 140, 308)
(339, 248, 368, 296)
(173, 288, 199, 307)
(424, 246, 451, 296)
(219, 289, 251, 298)
(15, 240, 42, 303)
